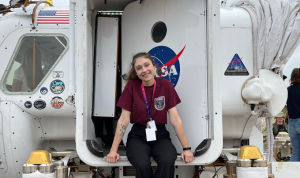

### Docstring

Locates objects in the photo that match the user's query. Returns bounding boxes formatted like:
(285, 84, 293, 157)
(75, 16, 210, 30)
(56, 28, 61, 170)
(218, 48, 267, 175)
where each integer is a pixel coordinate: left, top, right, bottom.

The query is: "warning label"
(224, 53, 249, 76)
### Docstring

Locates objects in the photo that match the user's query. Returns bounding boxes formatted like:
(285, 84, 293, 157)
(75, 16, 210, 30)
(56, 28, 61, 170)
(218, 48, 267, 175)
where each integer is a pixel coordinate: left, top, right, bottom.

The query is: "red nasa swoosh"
(229, 57, 243, 65)
(159, 45, 186, 78)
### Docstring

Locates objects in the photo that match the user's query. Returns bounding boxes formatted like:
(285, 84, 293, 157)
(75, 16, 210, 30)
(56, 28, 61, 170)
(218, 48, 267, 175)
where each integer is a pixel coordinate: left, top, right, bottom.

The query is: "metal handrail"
(31, 1, 53, 25)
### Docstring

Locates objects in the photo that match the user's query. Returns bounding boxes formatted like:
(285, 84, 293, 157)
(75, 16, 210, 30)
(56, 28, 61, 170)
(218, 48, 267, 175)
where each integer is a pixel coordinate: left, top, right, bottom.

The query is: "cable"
(239, 114, 252, 140)
(213, 163, 217, 178)
(212, 164, 224, 178)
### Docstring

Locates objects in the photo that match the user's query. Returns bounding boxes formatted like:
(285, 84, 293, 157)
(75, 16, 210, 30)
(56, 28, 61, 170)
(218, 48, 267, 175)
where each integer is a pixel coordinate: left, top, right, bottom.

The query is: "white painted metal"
(121, 0, 208, 155)
(68, 1, 76, 97)
(249, 126, 263, 154)
(94, 17, 119, 117)
(0, 13, 19, 46)
(220, 7, 258, 140)
(0, 12, 75, 178)
(0, 112, 7, 175)
(259, 69, 287, 116)
(76, 0, 222, 166)
(272, 162, 300, 178)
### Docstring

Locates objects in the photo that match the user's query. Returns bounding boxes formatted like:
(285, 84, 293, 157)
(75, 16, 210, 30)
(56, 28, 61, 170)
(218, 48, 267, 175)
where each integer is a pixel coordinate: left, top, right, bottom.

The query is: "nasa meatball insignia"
(149, 45, 186, 87)
(40, 87, 48, 95)
(24, 101, 32, 109)
(50, 80, 65, 94)
(51, 96, 64, 109)
(34, 100, 46, 110)
(224, 53, 249, 76)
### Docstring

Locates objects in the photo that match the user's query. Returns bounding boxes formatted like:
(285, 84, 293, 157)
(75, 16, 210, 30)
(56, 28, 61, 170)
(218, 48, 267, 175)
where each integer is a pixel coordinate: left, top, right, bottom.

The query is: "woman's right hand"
(106, 151, 120, 163)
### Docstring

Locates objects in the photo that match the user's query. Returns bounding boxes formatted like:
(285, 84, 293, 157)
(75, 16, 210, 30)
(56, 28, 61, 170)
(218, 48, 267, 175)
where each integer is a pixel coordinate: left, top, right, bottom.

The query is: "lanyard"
(141, 80, 156, 121)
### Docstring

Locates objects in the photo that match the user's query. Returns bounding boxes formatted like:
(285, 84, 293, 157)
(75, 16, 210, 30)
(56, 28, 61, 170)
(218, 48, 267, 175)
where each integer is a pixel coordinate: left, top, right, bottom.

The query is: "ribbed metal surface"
(123, 166, 157, 176)
(226, 160, 236, 175)
(23, 164, 37, 174)
(236, 159, 251, 167)
(254, 159, 267, 167)
(39, 164, 54, 173)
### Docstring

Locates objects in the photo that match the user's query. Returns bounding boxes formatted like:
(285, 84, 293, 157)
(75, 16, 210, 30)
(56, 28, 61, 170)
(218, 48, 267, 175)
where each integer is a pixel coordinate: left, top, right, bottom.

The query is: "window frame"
(0, 33, 69, 95)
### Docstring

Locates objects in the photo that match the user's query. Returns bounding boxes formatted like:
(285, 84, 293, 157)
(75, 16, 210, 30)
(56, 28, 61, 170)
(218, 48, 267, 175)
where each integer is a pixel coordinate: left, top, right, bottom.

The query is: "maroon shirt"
(117, 78, 181, 125)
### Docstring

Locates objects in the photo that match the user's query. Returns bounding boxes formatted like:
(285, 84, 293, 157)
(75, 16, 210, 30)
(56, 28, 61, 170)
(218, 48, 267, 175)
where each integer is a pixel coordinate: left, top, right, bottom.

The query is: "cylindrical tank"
(54, 166, 68, 178)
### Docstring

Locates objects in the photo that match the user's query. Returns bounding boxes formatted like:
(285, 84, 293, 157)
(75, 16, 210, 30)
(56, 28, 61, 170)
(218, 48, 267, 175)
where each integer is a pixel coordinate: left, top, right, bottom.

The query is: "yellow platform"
(26, 150, 51, 164)
(239, 145, 263, 159)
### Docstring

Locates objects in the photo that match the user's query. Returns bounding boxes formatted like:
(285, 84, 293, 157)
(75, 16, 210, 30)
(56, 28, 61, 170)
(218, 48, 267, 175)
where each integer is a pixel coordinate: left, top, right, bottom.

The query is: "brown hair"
(125, 52, 156, 82)
(290, 68, 300, 85)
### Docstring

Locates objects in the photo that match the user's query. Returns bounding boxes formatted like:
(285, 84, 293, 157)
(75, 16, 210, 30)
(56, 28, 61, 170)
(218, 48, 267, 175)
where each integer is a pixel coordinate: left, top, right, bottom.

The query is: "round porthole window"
(151, 21, 167, 43)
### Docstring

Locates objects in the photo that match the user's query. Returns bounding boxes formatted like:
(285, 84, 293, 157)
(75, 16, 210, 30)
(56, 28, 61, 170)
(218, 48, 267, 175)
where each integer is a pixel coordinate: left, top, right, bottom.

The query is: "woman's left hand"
(181, 150, 194, 163)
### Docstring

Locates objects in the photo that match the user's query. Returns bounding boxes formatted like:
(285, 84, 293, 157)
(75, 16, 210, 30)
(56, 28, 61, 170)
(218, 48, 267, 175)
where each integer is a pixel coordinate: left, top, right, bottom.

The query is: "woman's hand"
(181, 150, 194, 163)
(106, 151, 120, 163)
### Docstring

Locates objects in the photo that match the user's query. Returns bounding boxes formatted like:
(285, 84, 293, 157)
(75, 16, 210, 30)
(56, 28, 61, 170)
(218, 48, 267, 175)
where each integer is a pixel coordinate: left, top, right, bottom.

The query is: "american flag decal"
(37, 10, 73, 24)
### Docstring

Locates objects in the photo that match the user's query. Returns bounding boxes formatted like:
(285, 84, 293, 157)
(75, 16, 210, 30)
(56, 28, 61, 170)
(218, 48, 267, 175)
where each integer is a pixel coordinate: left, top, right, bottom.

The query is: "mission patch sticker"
(154, 96, 165, 111)
(40, 87, 48, 95)
(224, 53, 249, 76)
(50, 80, 65, 94)
(34, 100, 46, 110)
(24, 101, 32, 109)
(51, 96, 64, 109)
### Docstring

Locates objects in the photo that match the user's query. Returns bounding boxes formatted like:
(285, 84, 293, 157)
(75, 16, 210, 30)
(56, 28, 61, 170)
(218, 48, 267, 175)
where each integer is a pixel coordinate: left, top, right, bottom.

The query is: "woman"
(287, 68, 300, 162)
(272, 113, 288, 138)
(107, 52, 194, 178)
(12, 47, 44, 92)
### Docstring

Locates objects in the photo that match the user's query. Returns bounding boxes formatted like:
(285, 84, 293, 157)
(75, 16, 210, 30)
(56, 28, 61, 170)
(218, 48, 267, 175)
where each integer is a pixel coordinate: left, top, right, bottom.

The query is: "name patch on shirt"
(154, 96, 165, 111)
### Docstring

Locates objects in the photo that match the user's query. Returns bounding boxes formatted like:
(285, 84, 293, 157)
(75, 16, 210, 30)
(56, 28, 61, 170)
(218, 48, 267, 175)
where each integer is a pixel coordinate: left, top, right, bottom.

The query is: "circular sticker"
(51, 96, 64, 109)
(149, 46, 185, 87)
(40, 87, 48, 95)
(24, 101, 32, 109)
(50, 80, 65, 94)
(34, 100, 46, 110)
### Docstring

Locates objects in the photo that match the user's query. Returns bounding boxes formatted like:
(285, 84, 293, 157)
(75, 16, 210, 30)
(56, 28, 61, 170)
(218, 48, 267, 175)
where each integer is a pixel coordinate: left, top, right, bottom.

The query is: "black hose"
(277, 151, 286, 160)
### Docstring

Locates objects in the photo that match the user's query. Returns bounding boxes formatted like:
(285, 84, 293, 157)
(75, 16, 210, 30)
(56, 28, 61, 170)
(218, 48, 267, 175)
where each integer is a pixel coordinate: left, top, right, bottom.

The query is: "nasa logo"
(24, 101, 32, 109)
(34, 100, 46, 110)
(51, 96, 64, 109)
(40, 87, 48, 95)
(148, 45, 186, 87)
(50, 80, 65, 94)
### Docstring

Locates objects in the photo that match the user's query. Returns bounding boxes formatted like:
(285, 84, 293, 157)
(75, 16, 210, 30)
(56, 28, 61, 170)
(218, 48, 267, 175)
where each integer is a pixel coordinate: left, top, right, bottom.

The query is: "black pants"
(126, 124, 177, 178)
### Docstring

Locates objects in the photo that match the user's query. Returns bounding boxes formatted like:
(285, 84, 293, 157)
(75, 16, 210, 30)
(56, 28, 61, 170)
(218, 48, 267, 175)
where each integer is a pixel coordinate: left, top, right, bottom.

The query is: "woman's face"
(277, 117, 284, 123)
(134, 57, 156, 82)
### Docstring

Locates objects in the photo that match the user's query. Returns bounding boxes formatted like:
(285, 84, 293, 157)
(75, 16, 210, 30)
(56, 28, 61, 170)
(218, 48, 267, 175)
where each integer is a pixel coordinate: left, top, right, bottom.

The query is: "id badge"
(147, 120, 157, 131)
(146, 127, 156, 141)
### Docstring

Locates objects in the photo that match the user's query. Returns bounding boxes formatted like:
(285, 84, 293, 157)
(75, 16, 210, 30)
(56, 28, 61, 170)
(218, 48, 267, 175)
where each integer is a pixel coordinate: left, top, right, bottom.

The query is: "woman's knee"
(157, 153, 177, 167)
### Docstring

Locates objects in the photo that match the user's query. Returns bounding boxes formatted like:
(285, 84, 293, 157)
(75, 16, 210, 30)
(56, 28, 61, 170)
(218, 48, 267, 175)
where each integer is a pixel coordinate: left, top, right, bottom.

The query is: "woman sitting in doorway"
(106, 52, 194, 178)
